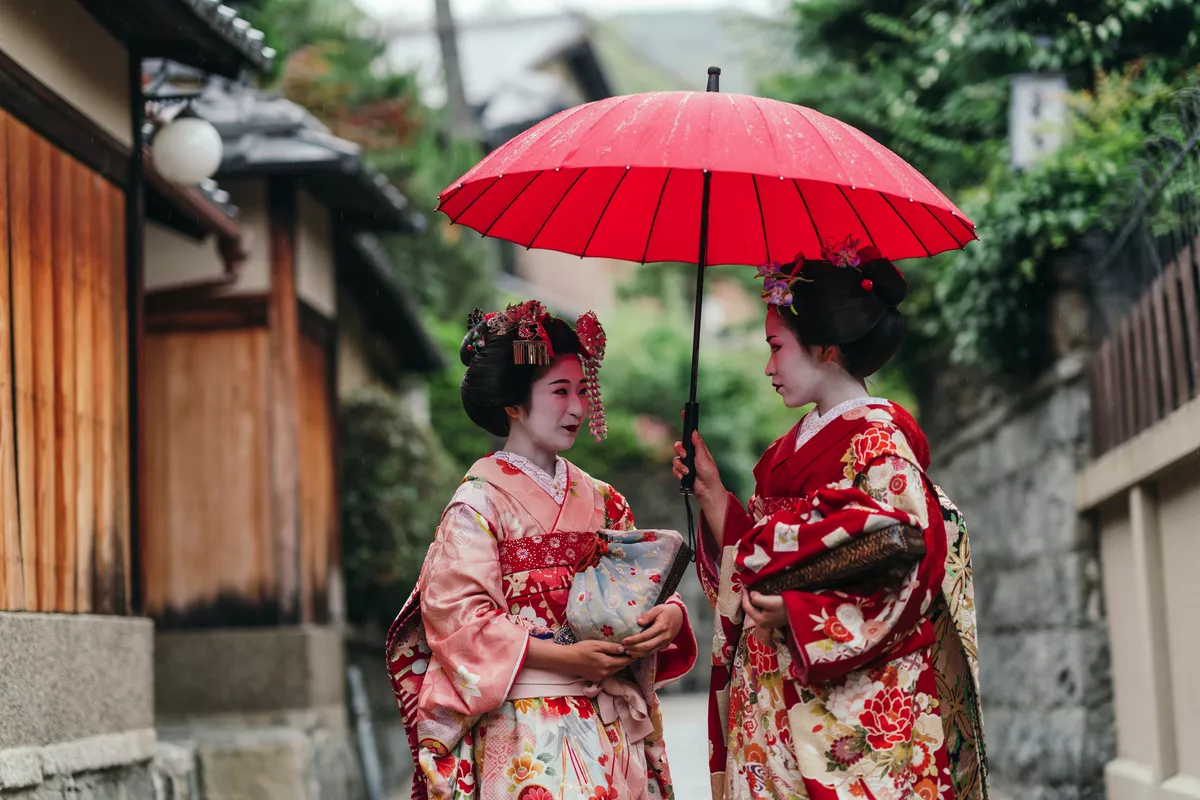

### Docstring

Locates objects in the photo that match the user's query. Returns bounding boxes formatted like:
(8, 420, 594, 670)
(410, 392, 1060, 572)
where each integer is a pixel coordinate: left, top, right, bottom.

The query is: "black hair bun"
(861, 256, 907, 307)
(460, 321, 486, 367)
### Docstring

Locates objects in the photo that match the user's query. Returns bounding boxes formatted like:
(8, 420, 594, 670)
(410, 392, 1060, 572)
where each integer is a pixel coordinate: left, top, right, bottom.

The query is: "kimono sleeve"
(697, 491, 754, 608)
(774, 453, 947, 684)
(417, 488, 530, 730)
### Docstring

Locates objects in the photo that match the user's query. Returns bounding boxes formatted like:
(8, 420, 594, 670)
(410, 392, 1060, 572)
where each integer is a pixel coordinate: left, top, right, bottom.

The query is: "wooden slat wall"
(0, 114, 130, 613)
(298, 335, 335, 623)
(1091, 238, 1200, 456)
(143, 329, 274, 625)
(0, 112, 20, 609)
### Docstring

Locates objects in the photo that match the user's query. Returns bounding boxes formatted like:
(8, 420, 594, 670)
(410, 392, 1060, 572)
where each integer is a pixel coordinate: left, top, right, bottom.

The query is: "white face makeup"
(508, 355, 589, 454)
(763, 310, 830, 409)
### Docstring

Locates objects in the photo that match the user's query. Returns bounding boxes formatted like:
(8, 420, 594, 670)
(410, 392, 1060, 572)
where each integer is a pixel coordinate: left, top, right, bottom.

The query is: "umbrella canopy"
(438, 69, 974, 504)
(438, 89, 975, 266)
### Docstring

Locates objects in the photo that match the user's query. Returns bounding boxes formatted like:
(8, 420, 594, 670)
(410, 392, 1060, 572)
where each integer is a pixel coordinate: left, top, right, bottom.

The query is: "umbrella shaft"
(688, 171, 712, 402)
(681, 172, 712, 496)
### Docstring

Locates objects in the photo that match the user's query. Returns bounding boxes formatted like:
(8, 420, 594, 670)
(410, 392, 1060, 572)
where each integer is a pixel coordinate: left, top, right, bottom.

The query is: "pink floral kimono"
(387, 452, 698, 800)
(698, 399, 987, 800)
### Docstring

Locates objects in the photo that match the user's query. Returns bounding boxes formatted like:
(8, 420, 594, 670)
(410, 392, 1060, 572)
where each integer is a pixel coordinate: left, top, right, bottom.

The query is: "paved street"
(660, 691, 712, 797)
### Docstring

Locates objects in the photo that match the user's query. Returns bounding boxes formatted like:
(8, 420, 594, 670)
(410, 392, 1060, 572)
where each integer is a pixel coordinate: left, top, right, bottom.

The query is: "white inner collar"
(795, 396, 889, 452)
(494, 451, 568, 504)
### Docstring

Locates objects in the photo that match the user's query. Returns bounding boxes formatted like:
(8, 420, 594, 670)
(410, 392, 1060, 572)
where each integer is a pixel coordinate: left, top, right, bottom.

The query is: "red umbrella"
(438, 68, 975, 494)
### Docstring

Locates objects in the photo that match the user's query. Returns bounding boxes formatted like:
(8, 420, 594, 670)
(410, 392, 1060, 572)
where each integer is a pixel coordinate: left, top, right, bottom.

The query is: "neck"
(501, 430, 558, 476)
(813, 373, 869, 416)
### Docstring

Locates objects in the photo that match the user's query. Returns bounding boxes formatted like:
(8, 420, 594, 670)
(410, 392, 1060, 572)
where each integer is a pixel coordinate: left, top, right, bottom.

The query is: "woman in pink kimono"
(387, 301, 698, 800)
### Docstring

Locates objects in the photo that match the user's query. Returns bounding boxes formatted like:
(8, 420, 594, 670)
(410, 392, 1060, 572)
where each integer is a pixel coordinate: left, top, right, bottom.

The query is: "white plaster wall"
(296, 189, 336, 318)
(0, 0, 131, 146)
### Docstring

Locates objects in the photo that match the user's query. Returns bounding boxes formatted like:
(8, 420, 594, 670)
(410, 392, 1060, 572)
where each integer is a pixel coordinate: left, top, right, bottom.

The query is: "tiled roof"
(153, 76, 415, 232)
(79, 0, 273, 78)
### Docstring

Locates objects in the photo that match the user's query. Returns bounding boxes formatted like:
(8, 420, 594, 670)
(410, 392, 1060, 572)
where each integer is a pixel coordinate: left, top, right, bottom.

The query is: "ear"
(505, 406, 522, 421)
(819, 345, 844, 366)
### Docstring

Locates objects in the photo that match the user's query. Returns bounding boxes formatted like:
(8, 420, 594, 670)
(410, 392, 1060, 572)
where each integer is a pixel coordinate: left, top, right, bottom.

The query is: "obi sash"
(508, 666, 654, 745)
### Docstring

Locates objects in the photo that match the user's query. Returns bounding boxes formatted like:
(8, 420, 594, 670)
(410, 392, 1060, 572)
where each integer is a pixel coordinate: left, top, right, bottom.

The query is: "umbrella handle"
(680, 401, 700, 495)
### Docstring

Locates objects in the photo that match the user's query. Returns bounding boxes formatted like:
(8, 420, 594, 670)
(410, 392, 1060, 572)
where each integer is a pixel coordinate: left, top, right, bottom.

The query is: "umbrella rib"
(482, 171, 543, 238)
(791, 178, 823, 247)
(527, 168, 589, 250)
(880, 193, 932, 257)
(435, 183, 465, 214)
(448, 175, 502, 226)
(582, 168, 629, 259)
(837, 185, 879, 251)
(752, 174, 771, 264)
(945, 205, 978, 244)
(640, 168, 672, 264)
(919, 200, 970, 249)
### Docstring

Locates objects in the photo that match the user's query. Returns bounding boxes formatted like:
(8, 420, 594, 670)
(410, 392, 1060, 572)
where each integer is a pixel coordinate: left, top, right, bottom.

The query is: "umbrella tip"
(706, 66, 721, 92)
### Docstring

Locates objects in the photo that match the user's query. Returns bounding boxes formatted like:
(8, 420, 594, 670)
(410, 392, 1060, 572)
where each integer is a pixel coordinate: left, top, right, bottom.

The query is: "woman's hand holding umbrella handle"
(672, 431, 729, 544)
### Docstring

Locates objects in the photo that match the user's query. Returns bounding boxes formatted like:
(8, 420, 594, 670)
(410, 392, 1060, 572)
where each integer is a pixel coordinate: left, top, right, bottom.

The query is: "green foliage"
(766, 0, 1200, 383)
(936, 66, 1181, 374)
(339, 388, 462, 628)
(424, 315, 496, 471)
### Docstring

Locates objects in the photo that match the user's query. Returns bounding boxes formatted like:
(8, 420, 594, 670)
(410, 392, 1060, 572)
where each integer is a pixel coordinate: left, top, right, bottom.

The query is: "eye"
(553, 388, 568, 396)
(578, 387, 588, 396)
(770, 345, 781, 353)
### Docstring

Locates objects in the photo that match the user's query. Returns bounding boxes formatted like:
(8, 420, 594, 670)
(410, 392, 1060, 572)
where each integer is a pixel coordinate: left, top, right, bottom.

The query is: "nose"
(567, 391, 584, 420)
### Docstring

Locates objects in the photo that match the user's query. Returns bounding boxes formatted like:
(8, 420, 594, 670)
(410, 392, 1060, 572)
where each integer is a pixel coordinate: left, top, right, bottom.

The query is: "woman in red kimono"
(388, 301, 697, 800)
(673, 241, 987, 800)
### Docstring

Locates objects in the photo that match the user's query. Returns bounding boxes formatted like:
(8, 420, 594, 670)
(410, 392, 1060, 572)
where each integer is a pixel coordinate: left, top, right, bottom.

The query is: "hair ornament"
(465, 307, 486, 354)
(575, 311, 608, 442)
(483, 300, 554, 365)
(757, 253, 810, 313)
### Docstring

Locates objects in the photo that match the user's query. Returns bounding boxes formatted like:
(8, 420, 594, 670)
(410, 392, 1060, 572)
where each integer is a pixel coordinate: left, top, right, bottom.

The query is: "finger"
(632, 631, 672, 653)
(636, 607, 663, 627)
(740, 590, 756, 615)
(750, 592, 784, 611)
(673, 442, 685, 456)
(623, 622, 666, 647)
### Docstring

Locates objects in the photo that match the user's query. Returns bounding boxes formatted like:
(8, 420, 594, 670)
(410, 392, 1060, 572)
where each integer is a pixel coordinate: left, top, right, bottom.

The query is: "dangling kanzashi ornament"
(575, 311, 608, 442)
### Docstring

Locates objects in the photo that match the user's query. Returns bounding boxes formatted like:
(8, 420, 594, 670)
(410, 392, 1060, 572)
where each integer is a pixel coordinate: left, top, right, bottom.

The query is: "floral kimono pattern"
(698, 401, 987, 800)
(387, 452, 698, 800)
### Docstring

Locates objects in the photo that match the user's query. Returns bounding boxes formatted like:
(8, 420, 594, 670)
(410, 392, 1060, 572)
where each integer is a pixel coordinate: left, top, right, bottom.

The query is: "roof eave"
(79, 0, 274, 78)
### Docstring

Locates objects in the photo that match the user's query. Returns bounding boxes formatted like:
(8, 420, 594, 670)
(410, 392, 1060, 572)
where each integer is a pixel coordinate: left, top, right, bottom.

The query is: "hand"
(622, 603, 684, 659)
(742, 591, 787, 644)
(567, 640, 633, 683)
(428, 779, 451, 800)
(672, 430, 725, 506)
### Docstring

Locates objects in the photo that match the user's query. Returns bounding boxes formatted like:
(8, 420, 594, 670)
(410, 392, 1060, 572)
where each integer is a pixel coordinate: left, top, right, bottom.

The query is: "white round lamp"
(152, 109, 223, 185)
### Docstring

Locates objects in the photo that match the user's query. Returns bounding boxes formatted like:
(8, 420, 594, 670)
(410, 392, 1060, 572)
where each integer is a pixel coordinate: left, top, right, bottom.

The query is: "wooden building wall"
(0, 110, 131, 614)
(142, 179, 339, 628)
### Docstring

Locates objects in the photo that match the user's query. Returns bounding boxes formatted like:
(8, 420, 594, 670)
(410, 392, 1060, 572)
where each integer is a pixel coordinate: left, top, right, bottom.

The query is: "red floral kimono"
(387, 452, 698, 800)
(698, 399, 987, 800)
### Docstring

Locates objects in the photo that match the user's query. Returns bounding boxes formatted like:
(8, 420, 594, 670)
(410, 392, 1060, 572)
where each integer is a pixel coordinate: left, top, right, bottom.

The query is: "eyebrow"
(547, 379, 572, 386)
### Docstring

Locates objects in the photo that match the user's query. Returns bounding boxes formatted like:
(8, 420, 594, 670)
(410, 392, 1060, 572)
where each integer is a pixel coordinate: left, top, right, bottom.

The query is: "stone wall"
(929, 355, 1116, 800)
